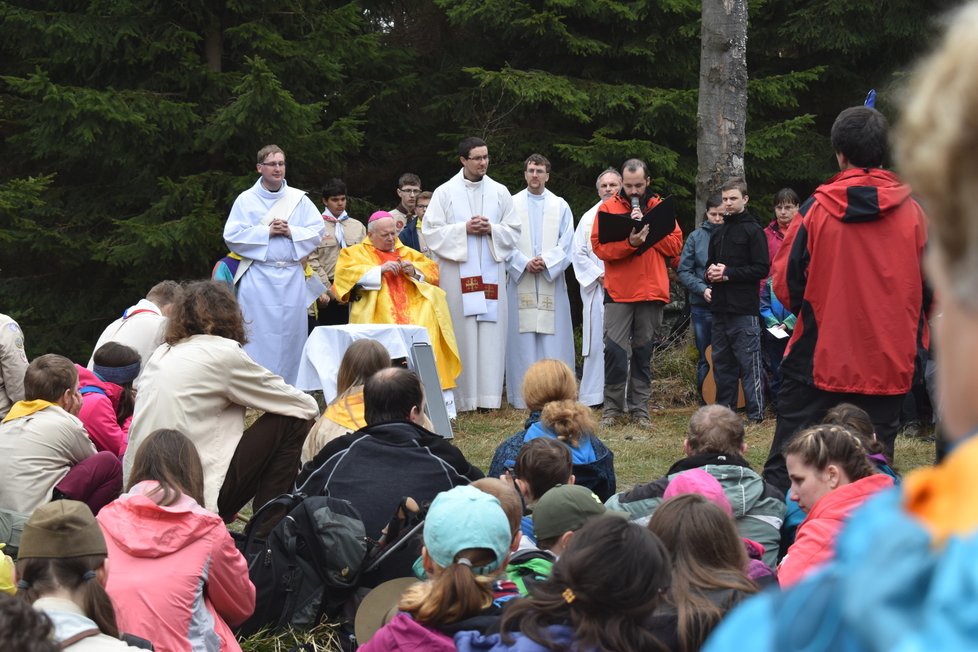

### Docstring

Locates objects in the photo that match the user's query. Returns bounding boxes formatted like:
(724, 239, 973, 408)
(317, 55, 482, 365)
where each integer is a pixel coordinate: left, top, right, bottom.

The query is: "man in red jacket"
(763, 106, 929, 494)
(591, 159, 683, 427)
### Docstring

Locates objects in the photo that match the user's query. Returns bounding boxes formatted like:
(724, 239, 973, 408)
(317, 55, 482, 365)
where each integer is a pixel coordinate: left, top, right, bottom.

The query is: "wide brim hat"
(354, 577, 417, 644)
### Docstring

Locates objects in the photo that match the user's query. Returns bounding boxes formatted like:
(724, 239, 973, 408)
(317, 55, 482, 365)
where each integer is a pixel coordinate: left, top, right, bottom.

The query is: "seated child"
(76, 342, 141, 458)
(0, 354, 121, 524)
(490, 359, 616, 501)
(357, 486, 516, 649)
(97, 428, 256, 651)
(15, 500, 146, 650)
(455, 516, 672, 651)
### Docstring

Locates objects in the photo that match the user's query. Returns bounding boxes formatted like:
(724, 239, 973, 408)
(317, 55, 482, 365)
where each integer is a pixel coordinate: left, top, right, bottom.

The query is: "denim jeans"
(690, 305, 713, 400)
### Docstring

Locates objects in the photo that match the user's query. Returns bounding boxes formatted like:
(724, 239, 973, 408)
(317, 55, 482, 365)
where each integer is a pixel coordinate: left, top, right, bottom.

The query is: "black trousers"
(762, 375, 903, 495)
(217, 412, 315, 521)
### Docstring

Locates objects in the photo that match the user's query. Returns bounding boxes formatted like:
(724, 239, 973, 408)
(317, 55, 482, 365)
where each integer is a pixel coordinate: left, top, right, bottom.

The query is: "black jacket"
(294, 420, 483, 539)
(707, 210, 769, 315)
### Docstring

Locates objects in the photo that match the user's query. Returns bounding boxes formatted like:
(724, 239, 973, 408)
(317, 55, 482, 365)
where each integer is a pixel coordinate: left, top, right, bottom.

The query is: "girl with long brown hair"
(455, 515, 673, 651)
(301, 338, 391, 462)
(647, 493, 759, 651)
(98, 428, 255, 652)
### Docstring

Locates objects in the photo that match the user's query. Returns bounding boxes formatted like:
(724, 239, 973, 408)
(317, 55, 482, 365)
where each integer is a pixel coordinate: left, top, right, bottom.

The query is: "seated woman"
(122, 280, 320, 522)
(76, 342, 141, 458)
(454, 516, 673, 651)
(647, 493, 760, 651)
(357, 485, 517, 650)
(778, 424, 895, 588)
(301, 338, 391, 463)
(98, 428, 256, 651)
(15, 500, 145, 650)
(823, 403, 899, 480)
(489, 359, 616, 501)
(780, 403, 901, 556)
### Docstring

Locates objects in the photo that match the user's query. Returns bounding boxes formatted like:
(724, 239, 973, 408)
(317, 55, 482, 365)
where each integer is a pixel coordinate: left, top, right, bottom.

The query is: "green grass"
(452, 405, 936, 491)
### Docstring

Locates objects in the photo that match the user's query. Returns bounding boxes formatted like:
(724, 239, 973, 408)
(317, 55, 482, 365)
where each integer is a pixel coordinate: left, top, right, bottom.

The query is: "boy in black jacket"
(706, 177, 770, 422)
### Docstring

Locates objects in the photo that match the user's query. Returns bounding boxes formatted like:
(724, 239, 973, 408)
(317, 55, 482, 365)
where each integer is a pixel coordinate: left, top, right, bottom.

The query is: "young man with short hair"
(592, 159, 683, 427)
(605, 404, 785, 567)
(422, 137, 521, 412)
(762, 106, 929, 493)
(390, 173, 427, 254)
(0, 354, 122, 522)
(707, 177, 770, 423)
(308, 178, 366, 326)
(505, 154, 576, 409)
(223, 144, 325, 384)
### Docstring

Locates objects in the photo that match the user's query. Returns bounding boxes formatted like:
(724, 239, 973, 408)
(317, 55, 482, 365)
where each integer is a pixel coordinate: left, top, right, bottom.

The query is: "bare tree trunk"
(203, 6, 223, 73)
(696, 0, 748, 218)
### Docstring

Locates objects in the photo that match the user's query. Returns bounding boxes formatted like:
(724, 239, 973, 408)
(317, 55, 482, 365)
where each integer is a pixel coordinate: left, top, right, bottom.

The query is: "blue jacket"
(759, 277, 796, 329)
(488, 414, 616, 502)
(455, 624, 578, 651)
(677, 220, 718, 307)
(706, 479, 978, 651)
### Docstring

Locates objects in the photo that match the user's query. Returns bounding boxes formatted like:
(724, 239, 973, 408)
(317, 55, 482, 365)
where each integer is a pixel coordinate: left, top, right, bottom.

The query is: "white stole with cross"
(513, 189, 559, 334)
(450, 174, 501, 322)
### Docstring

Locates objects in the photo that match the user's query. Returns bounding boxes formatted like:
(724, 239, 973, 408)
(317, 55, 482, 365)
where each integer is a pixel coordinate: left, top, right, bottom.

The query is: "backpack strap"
(60, 628, 102, 649)
(79, 386, 107, 397)
(276, 517, 304, 630)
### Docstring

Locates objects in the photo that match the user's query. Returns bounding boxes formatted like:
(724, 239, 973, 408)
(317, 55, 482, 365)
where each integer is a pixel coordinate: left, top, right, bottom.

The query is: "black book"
(597, 196, 677, 255)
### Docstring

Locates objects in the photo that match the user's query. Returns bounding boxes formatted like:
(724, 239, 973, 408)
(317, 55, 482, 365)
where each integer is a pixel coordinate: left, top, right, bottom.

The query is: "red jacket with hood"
(771, 168, 928, 395)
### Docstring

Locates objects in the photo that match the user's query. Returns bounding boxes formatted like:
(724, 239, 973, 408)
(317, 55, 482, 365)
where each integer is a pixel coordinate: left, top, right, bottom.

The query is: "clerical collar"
(463, 176, 484, 189)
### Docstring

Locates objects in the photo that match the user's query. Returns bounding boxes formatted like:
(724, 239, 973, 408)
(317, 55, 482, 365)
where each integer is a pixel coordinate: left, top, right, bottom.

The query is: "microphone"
(631, 196, 640, 211)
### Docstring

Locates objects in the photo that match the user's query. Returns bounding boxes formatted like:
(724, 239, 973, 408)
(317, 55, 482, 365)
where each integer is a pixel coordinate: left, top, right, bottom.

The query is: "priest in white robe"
(422, 136, 521, 412)
(571, 168, 623, 407)
(223, 145, 325, 385)
(505, 154, 576, 409)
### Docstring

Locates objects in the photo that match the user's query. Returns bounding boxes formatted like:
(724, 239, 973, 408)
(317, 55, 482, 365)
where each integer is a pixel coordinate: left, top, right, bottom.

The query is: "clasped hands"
(380, 259, 417, 278)
(466, 215, 492, 235)
(706, 263, 728, 283)
(269, 219, 291, 237)
(526, 256, 546, 274)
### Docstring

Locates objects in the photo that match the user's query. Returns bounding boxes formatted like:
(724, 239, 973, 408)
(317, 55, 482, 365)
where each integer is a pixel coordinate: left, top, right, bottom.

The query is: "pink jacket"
(76, 365, 130, 457)
(778, 473, 894, 587)
(359, 613, 456, 652)
(97, 481, 256, 652)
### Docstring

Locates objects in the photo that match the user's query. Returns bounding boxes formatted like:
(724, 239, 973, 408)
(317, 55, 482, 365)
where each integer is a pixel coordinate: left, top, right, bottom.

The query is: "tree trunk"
(696, 0, 748, 219)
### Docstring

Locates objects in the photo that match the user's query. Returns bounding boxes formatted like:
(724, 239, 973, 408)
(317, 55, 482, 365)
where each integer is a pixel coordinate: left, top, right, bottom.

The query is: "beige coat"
(309, 218, 367, 286)
(124, 334, 319, 511)
(0, 406, 96, 513)
(0, 313, 27, 419)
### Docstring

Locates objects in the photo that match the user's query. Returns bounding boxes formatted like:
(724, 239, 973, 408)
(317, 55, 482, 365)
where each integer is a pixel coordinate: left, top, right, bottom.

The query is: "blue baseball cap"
(424, 486, 512, 575)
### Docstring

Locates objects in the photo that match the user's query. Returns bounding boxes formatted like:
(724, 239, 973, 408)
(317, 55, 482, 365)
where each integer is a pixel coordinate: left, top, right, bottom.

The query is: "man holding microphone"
(591, 159, 683, 427)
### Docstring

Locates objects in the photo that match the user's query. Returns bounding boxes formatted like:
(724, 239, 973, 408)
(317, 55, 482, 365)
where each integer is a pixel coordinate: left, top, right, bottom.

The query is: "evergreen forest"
(0, 0, 955, 359)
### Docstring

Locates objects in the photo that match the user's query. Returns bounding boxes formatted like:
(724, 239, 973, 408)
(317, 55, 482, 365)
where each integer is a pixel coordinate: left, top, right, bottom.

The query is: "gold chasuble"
(333, 240, 461, 389)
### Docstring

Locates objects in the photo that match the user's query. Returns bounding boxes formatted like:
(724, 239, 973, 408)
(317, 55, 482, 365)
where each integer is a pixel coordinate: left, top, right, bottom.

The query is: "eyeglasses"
(399, 188, 421, 195)
(260, 161, 286, 168)
(466, 155, 490, 162)
(526, 169, 548, 176)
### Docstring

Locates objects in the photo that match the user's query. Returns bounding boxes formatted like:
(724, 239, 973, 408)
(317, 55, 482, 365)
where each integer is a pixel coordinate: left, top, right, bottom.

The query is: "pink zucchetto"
(369, 210, 393, 223)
